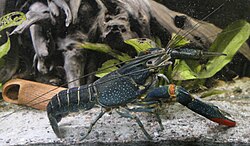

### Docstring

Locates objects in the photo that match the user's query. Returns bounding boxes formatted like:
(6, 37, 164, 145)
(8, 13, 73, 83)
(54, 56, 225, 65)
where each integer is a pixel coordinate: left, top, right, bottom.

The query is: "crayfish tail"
(46, 86, 96, 138)
(48, 113, 62, 138)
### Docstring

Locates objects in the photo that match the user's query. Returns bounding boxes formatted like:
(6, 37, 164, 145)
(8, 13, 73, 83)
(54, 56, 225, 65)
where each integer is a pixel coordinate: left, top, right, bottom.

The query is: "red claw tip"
(210, 118, 236, 127)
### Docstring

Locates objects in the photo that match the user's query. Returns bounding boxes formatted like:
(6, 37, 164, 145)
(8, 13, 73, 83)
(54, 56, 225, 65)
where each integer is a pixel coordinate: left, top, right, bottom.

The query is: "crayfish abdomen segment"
(47, 86, 95, 137)
(47, 86, 95, 118)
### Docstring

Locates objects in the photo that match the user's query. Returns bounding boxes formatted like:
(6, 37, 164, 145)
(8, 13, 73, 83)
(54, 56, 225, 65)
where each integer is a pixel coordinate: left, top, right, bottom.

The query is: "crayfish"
(47, 46, 236, 140)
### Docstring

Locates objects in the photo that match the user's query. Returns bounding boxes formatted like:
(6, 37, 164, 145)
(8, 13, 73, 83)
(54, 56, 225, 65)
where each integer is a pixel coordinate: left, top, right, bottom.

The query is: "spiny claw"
(169, 48, 226, 60)
(176, 86, 236, 127)
(144, 85, 236, 127)
(202, 51, 227, 57)
(204, 104, 236, 127)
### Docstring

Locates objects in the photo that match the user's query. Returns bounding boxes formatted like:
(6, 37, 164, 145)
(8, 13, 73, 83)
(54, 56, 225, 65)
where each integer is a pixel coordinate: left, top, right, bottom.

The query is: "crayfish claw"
(206, 103, 236, 127)
(184, 98, 236, 127)
(174, 86, 236, 127)
(208, 103, 233, 117)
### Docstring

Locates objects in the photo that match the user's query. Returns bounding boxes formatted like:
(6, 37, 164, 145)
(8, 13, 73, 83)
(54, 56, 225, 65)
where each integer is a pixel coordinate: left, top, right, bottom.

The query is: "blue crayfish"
(47, 46, 236, 140)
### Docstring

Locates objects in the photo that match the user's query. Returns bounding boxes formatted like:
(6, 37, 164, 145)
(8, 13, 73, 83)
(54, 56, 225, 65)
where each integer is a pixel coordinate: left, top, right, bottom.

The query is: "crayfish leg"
(127, 102, 164, 131)
(80, 109, 106, 140)
(116, 108, 153, 140)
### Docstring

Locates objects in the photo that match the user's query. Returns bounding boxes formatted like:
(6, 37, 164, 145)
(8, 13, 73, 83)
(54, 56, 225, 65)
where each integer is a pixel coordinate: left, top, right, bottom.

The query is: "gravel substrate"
(0, 78, 250, 145)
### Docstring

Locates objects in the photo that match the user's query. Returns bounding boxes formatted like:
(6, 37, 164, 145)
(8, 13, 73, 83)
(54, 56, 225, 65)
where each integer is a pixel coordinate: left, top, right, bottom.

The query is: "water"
(0, 0, 250, 145)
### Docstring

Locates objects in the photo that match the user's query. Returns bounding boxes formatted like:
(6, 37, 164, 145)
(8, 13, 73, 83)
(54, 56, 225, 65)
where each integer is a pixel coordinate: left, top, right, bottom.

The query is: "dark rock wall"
(157, 0, 250, 28)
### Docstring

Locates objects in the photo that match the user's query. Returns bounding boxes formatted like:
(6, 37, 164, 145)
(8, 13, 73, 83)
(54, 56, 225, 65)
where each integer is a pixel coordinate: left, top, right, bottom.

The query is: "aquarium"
(0, 0, 249, 145)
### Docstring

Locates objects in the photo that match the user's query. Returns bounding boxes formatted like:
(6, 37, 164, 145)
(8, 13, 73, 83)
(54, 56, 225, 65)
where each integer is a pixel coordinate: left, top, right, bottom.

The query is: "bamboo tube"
(2, 79, 66, 110)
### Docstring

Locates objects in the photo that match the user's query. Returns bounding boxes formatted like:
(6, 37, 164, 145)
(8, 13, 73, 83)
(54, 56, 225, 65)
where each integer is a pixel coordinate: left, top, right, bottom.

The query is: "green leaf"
(199, 20, 250, 78)
(79, 42, 112, 53)
(79, 42, 131, 61)
(152, 37, 162, 47)
(0, 12, 26, 31)
(96, 59, 120, 78)
(124, 38, 158, 53)
(0, 83, 2, 92)
(172, 59, 197, 80)
(78, 42, 132, 77)
(172, 20, 250, 80)
(0, 33, 11, 58)
(200, 89, 227, 98)
(0, 12, 26, 64)
(169, 33, 190, 48)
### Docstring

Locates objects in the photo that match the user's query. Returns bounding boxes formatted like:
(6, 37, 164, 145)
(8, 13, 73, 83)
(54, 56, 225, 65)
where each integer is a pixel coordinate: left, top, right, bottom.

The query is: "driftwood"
(1, 0, 249, 87)
(0, 0, 6, 16)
